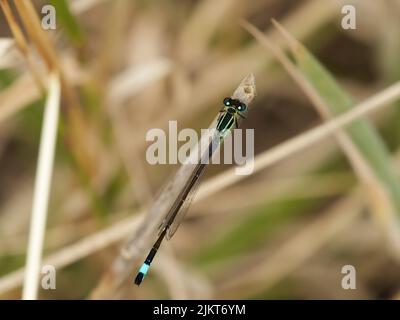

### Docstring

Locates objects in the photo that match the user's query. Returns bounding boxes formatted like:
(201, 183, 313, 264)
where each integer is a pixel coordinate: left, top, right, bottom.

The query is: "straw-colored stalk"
(0, 0, 45, 91)
(22, 73, 61, 300)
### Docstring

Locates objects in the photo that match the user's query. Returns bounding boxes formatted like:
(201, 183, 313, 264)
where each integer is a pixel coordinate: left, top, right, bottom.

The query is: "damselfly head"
(223, 97, 247, 113)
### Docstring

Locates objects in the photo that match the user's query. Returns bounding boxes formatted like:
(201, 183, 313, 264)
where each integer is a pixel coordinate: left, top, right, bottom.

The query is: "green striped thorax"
(216, 97, 247, 139)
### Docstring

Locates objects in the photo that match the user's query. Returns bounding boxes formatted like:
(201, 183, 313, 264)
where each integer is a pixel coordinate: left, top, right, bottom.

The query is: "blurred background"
(1, 0, 400, 299)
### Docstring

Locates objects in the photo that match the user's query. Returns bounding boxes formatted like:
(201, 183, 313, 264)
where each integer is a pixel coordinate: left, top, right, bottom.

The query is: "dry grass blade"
(0, 0, 44, 91)
(220, 147, 400, 298)
(242, 20, 400, 251)
(0, 0, 29, 56)
(0, 38, 14, 56)
(0, 211, 143, 296)
(242, 20, 388, 187)
(13, 0, 58, 71)
(7, 0, 106, 191)
(178, 0, 237, 64)
(272, 19, 400, 250)
(107, 58, 173, 106)
(70, 0, 109, 14)
(0, 73, 41, 124)
(153, 251, 213, 299)
(0, 38, 21, 69)
(190, 0, 344, 115)
(107, 58, 173, 205)
(22, 73, 61, 300)
(218, 190, 363, 298)
(123, 0, 344, 155)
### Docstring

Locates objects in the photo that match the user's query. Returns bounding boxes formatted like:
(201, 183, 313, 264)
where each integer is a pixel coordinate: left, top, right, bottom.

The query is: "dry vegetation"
(1, 0, 400, 299)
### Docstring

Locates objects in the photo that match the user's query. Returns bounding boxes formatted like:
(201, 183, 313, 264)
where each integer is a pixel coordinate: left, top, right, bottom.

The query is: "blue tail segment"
(139, 263, 150, 275)
(134, 228, 167, 286)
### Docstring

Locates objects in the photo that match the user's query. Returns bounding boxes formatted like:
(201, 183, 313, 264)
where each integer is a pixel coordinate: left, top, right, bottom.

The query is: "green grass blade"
(290, 37, 400, 213)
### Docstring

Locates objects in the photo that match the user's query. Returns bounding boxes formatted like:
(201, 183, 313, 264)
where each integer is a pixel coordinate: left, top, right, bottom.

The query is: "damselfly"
(134, 97, 248, 285)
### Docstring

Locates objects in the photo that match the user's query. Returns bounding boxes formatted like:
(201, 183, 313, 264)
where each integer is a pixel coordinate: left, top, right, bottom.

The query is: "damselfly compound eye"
(237, 102, 247, 112)
(223, 97, 231, 106)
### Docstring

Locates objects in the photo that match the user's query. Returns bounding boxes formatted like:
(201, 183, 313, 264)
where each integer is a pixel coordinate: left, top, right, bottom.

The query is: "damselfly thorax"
(216, 97, 247, 139)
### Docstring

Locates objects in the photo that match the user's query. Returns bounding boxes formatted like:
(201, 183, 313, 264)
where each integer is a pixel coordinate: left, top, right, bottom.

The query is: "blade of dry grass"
(0, 0, 45, 91)
(189, 0, 345, 111)
(217, 189, 364, 298)
(106, 58, 173, 205)
(242, 20, 400, 251)
(13, 0, 59, 71)
(0, 38, 14, 57)
(197, 172, 355, 216)
(178, 0, 238, 65)
(0, 38, 22, 68)
(0, 210, 143, 296)
(1, 0, 29, 56)
(107, 58, 173, 106)
(216, 150, 400, 298)
(9, 0, 109, 202)
(277, 19, 400, 247)
(123, 0, 346, 154)
(0, 72, 41, 123)
(70, 0, 110, 14)
(22, 73, 61, 300)
(151, 249, 213, 299)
